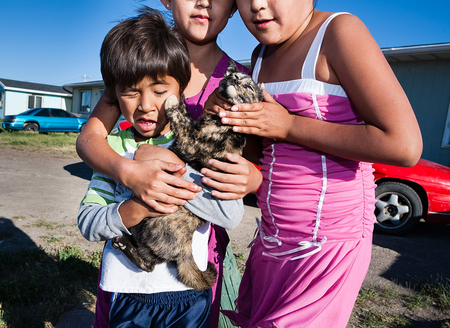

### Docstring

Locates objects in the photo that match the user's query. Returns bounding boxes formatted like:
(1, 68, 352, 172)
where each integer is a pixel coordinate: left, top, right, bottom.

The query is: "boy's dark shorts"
(109, 289, 212, 328)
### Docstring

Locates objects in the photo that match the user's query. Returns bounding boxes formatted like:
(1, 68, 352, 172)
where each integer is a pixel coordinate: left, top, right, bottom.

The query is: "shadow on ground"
(0, 217, 98, 328)
(63, 161, 93, 181)
(373, 221, 450, 286)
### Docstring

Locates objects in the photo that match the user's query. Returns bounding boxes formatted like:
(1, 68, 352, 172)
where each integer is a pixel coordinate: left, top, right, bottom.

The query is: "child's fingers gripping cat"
(203, 88, 234, 116)
(220, 89, 295, 140)
(201, 153, 262, 199)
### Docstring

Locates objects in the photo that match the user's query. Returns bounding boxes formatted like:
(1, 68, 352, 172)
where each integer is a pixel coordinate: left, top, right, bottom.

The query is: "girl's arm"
(219, 15, 422, 167)
(76, 92, 201, 213)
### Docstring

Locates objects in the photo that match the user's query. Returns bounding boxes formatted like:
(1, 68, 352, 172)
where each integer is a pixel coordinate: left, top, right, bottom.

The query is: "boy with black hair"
(78, 8, 243, 327)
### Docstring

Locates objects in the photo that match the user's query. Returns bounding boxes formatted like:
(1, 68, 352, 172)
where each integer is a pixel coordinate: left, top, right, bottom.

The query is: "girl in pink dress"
(206, 1, 423, 327)
(77, 2, 261, 328)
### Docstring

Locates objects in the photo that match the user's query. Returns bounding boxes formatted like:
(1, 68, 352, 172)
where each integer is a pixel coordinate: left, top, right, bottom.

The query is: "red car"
(119, 119, 132, 131)
(373, 159, 450, 235)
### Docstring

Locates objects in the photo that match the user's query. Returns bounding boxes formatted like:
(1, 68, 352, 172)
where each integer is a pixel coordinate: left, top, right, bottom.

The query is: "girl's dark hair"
(100, 7, 190, 97)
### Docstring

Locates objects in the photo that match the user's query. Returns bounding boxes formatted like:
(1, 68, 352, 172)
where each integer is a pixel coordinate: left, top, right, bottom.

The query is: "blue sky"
(0, 0, 448, 86)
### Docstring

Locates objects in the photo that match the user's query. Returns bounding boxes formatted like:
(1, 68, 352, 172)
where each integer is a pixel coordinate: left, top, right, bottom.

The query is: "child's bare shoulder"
(324, 13, 370, 43)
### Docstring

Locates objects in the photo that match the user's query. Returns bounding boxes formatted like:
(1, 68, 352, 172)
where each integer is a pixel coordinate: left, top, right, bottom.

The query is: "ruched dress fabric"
(223, 13, 376, 328)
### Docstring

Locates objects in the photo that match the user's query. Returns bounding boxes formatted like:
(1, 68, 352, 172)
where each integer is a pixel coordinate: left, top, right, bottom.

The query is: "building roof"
(64, 80, 105, 89)
(382, 42, 450, 62)
(239, 43, 450, 66)
(0, 78, 72, 97)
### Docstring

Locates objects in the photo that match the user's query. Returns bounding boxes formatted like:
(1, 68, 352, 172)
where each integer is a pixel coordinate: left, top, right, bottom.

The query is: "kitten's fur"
(112, 60, 263, 290)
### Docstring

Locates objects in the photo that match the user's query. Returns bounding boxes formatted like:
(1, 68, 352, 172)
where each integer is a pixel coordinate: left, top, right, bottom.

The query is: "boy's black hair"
(100, 7, 190, 97)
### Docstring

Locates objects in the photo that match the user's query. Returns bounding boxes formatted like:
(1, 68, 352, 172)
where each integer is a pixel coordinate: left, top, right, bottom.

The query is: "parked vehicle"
(1, 108, 87, 133)
(373, 159, 450, 235)
(118, 117, 131, 131)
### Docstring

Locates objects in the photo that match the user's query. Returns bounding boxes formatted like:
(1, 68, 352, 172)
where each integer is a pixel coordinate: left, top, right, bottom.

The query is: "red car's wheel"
(374, 181, 423, 235)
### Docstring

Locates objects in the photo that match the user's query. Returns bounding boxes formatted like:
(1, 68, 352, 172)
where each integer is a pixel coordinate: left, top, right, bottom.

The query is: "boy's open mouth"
(136, 119, 156, 131)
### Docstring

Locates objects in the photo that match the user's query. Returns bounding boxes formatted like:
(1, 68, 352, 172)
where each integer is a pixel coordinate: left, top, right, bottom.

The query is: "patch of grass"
(357, 310, 412, 328)
(40, 235, 65, 244)
(33, 219, 57, 230)
(353, 281, 450, 327)
(355, 285, 399, 308)
(406, 294, 432, 310)
(416, 278, 450, 311)
(0, 246, 101, 328)
(32, 220, 67, 231)
(0, 129, 78, 156)
(235, 253, 245, 260)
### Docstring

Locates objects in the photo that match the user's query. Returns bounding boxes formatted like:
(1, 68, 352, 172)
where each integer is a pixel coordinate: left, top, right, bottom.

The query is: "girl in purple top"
(77, 1, 261, 328)
(205, 0, 423, 327)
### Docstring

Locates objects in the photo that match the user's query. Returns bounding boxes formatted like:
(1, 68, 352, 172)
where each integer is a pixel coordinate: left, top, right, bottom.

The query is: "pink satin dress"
(224, 13, 376, 328)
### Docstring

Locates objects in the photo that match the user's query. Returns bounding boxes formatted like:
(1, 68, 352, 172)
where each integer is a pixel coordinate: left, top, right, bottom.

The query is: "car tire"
(23, 123, 39, 132)
(374, 181, 423, 235)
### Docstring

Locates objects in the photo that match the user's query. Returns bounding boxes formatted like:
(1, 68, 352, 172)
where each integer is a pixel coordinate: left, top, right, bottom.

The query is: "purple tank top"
(185, 53, 250, 121)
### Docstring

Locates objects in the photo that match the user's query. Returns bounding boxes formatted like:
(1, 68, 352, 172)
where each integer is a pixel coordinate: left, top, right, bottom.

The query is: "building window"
(442, 102, 450, 149)
(28, 94, 42, 109)
(80, 90, 92, 112)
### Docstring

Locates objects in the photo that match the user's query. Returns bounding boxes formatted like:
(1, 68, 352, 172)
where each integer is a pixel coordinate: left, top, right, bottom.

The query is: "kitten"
(112, 60, 263, 290)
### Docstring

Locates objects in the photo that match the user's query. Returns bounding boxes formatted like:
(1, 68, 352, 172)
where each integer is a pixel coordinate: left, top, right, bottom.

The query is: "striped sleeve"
(81, 172, 117, 206)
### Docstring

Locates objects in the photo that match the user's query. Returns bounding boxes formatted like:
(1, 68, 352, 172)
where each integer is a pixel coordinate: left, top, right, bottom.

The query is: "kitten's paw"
(165, 95, 178, 109)
(112, 241, 127, 251)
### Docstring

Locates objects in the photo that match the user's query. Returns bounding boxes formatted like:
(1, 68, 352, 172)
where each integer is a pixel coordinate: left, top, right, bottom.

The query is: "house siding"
(0, 78, 72, 118)
(390, 58, 450, 166)
(4, 91, 27, 116)
(2, 90, 72, 116)
(70, 86, 104, 118)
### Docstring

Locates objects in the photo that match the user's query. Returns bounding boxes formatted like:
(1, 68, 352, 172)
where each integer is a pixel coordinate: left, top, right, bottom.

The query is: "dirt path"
(1, 148, 450, 326)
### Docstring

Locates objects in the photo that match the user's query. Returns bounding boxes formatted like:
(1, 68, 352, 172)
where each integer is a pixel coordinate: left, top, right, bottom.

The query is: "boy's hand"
(124, 145, 202, 213)
(200, 153, 262, 200)
(119, 196, 165, 229)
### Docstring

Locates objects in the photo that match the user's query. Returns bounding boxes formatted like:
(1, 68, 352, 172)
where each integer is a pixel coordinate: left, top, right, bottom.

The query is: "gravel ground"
(1, 147, 449, 327)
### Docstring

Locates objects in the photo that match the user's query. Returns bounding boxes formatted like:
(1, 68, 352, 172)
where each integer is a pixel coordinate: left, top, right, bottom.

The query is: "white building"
(63, 81, 105, 119)
(0, 78, 72, 118)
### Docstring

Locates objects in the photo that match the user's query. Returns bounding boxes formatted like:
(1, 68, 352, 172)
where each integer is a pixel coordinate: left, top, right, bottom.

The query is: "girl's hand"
(219, 89, 295, 140)
(200, 153, 262, 200)
(203, 88, 233, 115)
(125, 145, 202, 213)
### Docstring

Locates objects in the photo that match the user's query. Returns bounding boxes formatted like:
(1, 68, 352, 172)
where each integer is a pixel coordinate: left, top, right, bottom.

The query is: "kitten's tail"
(177, 260, 217, 291)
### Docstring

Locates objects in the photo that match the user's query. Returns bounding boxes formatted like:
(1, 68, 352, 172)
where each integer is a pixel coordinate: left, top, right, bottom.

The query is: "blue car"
(1, 108, 87, 133)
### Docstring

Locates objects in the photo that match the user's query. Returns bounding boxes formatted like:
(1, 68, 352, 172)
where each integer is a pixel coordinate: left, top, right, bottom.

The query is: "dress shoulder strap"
(301, 12, 349, 80)
(252, 45, 266, 83)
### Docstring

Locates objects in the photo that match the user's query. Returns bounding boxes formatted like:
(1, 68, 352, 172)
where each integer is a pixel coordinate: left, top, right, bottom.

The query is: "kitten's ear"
(225, 59, 239, 77)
